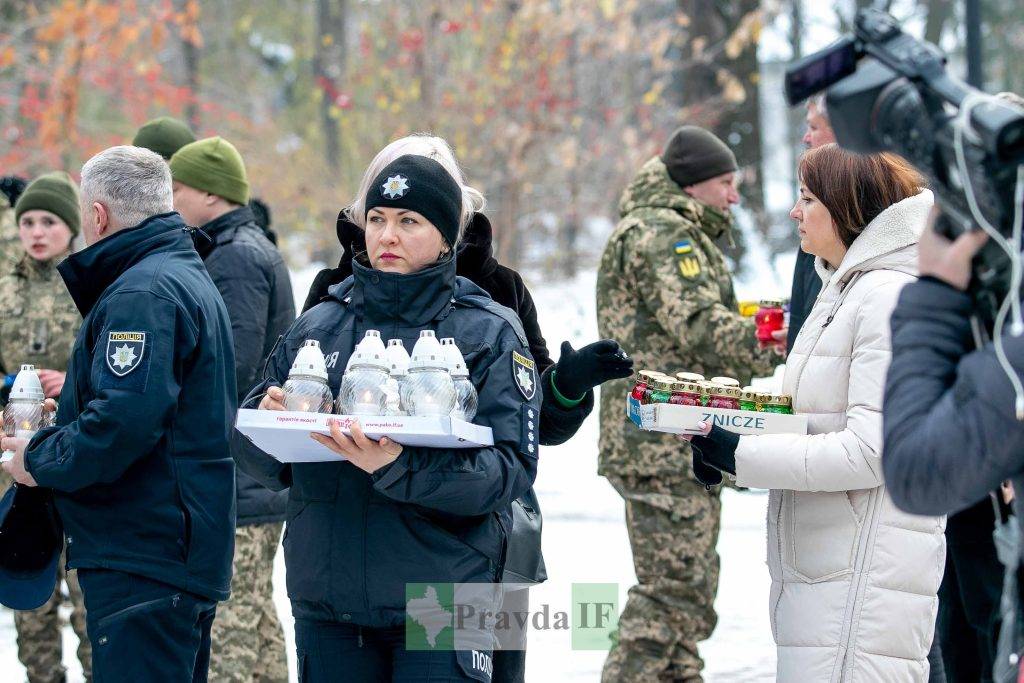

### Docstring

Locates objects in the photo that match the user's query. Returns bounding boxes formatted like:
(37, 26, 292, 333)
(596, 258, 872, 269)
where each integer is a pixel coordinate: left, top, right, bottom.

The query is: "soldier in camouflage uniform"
(596, 127, 779, 682)
(0, 172, 91, 683)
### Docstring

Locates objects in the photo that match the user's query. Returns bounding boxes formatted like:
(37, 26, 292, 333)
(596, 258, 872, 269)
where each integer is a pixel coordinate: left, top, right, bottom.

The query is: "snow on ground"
(0, 265, 782, 682)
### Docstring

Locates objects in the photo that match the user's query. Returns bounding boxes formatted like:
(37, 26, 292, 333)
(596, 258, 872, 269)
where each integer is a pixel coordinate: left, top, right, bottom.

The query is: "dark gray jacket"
(882, 277, 1024, 657)
(199, 206, 295, 525)
(232, 256, 541, 627)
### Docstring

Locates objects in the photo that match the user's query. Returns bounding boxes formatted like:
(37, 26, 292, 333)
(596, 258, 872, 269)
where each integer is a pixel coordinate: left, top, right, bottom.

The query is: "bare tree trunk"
(414, 4, 441, 130)
(787, 0, 805, 208)
(923, 0, 953, 43)
(672, 1, 767, 245)
(56, 9, 86, 170)
(314, 0, 347, 170)
(561, 25, 581, 279)
(181, 39, 200, 129)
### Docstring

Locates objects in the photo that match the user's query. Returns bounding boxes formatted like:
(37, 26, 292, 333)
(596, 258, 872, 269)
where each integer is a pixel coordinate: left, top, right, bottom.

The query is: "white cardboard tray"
(235, 409, 495, 463)
(627, 396, 807, 436)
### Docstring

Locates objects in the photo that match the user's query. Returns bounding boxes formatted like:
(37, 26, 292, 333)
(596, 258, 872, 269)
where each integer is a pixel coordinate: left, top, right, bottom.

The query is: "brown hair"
(798, 143, 924, 248)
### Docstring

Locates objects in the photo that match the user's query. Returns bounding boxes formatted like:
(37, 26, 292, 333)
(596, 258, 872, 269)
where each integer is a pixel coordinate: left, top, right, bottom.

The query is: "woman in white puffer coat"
(686, 144, 946, 682)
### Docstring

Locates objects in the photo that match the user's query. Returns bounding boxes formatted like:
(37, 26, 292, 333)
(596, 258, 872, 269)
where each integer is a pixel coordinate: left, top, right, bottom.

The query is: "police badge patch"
(106, 332, 146, 376)
(511, 350, 536, 401)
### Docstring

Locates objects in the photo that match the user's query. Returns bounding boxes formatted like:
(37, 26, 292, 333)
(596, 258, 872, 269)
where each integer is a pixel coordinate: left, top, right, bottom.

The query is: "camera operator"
(880, 200, 1024, 661)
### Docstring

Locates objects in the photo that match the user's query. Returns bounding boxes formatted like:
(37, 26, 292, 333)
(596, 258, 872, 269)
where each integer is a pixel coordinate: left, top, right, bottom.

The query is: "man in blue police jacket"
(1, 145, 237, 683)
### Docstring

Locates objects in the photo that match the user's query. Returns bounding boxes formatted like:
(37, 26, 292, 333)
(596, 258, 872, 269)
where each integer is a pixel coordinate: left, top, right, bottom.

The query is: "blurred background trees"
(0, 0, 1020, 275)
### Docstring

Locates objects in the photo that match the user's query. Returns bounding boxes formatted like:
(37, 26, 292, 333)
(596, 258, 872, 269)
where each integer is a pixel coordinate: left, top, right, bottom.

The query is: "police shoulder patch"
(106, 331, 146, 377)
(511, 350, 536, 401)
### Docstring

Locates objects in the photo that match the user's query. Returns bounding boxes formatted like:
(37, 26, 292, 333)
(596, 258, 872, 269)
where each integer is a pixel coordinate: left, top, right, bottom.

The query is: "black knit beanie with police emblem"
(364, 155, 463, 248)
(660, 125, 738, 189)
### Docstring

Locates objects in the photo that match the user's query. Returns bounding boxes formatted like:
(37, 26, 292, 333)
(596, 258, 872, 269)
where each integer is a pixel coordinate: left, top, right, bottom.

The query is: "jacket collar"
(58, 212, 194, 316)
(817, 189, 934, 288)
(14, 252, 67, 281)
(336, 256, 457, 327)
(196, 205, 256, 258)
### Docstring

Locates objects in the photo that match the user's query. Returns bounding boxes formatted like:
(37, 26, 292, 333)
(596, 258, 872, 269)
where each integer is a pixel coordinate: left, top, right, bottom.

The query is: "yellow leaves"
(724, 9, 762, 60)
(0, 47, 15, 69)
(119, 24, 141, 45)
(642, 81, 664, 106)
(151, 22, 166, 50)
(598, 0, 616, 20)
(717, 68, 746, 104)
(180, 24, 203, 47)
(691, 36, 707, 58)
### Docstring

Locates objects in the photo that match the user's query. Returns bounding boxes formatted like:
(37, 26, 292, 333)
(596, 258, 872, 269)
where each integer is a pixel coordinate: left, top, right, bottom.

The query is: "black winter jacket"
(787, 248, 822, 351)
(232, 257, 542, 626)
(26, 213, 237, 601)
(883, 276, 1024, 548)
(198, 206, 295, 525)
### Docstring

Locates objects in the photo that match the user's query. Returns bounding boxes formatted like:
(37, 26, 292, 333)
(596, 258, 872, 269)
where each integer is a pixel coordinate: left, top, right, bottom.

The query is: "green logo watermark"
(404, 582, 619, 652)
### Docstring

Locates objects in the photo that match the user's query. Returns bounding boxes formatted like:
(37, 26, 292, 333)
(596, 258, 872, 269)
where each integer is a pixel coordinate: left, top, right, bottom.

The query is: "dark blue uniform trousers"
(78, 569, 217, 683)
(295, 619, 491, 682)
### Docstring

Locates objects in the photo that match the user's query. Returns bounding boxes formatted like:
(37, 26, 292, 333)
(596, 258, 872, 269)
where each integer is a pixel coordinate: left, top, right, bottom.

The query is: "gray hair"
(344, 134, 486, 247)
(808, 93, 829, 120)
(80, 145, 173, 229)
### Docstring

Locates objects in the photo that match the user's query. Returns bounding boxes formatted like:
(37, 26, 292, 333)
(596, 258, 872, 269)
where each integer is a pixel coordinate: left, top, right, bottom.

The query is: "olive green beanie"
(132, 116, 197, 160)
(14, 172, 81, 236)
(169, 137, 250, 205)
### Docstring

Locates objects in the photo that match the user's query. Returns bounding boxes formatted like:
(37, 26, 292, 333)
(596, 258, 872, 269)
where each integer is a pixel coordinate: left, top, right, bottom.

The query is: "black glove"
(552, 339, 634, 400)
(690, 425, 740, 488)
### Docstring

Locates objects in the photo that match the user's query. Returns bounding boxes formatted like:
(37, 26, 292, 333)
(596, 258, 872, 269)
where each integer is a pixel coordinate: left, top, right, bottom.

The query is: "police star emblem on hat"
(382, 174, 410, 199)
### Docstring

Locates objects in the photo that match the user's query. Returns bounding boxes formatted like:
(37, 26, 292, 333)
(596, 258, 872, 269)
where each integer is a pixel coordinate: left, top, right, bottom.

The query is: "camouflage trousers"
(210, 521, 288, 683)
(14, 562, 92, 683)
(0, 468, 91, 683)
(602, 474, 722, 683)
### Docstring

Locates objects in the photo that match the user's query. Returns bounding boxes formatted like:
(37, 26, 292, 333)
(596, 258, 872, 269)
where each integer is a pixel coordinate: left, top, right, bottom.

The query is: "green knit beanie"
(14, 172, 81, 236)
(132, 116, 197, 160)
(169, 137, 250, 205)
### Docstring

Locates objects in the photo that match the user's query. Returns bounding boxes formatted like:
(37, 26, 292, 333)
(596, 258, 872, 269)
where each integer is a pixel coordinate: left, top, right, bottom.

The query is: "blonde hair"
(345, 135, 486, 246)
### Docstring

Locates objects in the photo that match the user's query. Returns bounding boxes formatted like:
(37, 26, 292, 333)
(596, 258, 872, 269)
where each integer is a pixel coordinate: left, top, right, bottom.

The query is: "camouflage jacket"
(0, 254, 81, 396)
(0, 194, 18, 274)
(596, 157, 777, 478)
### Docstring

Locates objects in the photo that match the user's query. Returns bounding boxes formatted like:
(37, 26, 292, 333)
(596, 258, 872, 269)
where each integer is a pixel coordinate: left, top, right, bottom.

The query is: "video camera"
(784, 8, 1024, 329)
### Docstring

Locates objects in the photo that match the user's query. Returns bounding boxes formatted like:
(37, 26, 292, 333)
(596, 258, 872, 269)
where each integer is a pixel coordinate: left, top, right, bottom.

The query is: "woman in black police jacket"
(233, 154, 542, 681)
(302, 135, 633, 682)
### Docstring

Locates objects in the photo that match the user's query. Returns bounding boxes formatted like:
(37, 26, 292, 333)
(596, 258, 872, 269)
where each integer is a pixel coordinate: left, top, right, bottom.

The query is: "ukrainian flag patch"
(674, 240, 693, 255)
